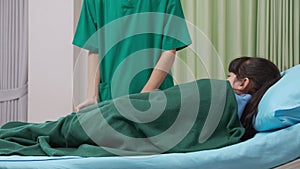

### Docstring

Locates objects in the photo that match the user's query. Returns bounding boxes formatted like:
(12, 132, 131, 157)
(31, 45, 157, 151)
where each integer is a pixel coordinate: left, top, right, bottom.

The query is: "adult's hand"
(75, 97, 98, 112)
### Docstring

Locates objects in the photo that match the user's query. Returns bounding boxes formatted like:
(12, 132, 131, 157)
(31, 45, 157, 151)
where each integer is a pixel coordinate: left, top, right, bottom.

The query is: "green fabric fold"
(0, 79, 244, 157)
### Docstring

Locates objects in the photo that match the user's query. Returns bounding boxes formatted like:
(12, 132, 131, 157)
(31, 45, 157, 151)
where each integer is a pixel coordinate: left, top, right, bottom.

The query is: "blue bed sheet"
(0, 123, 299, 169)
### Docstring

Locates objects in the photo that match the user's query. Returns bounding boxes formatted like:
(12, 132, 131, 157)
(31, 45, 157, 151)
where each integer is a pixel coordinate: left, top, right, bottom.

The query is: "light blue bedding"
(0, 123, 299, 169)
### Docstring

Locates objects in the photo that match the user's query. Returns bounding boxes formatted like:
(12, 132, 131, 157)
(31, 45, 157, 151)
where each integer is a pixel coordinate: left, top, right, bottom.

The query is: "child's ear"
(237, 77, 250, 92)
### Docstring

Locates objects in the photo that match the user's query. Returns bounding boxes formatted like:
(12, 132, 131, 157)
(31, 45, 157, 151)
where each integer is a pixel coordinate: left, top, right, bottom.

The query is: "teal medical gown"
(73, 0, 192, 102)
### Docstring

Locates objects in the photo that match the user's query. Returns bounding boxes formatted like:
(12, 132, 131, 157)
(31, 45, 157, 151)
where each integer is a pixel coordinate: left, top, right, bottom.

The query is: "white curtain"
(0, 0, 28, 125)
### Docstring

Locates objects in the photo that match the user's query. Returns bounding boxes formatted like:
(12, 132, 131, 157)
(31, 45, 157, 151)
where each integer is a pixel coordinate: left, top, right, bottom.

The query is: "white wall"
(28, 0, 74, 122)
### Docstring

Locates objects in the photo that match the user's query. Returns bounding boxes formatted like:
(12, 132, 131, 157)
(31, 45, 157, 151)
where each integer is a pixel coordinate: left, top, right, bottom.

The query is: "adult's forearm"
(141, 49, 176, 93)
(87, 52, 100, 99)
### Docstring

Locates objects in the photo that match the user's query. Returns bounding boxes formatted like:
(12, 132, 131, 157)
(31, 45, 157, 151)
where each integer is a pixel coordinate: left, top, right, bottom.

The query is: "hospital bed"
(1, 65, 299, 169)
(0, 122, 299, 169)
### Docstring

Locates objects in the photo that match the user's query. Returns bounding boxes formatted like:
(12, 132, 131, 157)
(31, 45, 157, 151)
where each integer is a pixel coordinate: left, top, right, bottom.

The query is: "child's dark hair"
(228, 57, 281, 140)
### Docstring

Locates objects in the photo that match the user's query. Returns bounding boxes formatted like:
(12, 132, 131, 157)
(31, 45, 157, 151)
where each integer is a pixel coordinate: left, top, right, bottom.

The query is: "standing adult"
(73, 0, 192, 111)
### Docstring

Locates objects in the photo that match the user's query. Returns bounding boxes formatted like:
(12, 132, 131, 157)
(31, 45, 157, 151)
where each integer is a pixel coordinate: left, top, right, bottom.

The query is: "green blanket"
(0, 79, 244, 157)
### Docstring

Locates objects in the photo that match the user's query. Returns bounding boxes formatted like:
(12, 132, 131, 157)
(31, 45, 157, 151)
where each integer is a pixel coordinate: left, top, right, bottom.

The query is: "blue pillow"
(255, 64, 300, 131)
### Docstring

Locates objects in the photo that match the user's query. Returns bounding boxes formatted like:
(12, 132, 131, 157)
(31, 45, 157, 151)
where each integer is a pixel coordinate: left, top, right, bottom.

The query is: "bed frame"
(276, 158, 300, 169)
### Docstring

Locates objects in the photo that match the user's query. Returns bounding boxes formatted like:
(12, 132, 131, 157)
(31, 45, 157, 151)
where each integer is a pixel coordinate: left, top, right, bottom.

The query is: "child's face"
(227, 72, 244, 94)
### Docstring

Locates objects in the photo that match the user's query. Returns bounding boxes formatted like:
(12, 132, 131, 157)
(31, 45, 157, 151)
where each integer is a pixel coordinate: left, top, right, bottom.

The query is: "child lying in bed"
(227, 57, 281, 140)
(0, 57, 281, 157)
